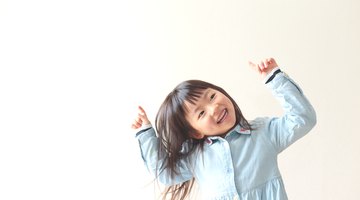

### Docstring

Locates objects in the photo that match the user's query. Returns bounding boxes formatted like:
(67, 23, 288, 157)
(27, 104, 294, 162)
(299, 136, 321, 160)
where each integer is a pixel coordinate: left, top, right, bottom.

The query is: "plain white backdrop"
(1, 0, 359, 199)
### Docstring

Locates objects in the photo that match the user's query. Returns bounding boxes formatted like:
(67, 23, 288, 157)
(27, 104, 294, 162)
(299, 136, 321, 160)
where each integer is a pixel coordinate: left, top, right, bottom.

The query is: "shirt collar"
(232, 124, 251, 135)
(205, 124, 251, 145)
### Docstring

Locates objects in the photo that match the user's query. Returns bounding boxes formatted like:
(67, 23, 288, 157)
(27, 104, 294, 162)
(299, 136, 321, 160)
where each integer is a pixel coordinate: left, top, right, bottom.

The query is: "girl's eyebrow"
(193, 89, 211, 114)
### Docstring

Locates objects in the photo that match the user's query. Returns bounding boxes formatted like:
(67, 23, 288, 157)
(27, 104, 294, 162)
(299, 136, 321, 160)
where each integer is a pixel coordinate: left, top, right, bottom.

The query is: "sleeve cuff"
(264, 67, 281, 84)
(135, 123, 153, 137)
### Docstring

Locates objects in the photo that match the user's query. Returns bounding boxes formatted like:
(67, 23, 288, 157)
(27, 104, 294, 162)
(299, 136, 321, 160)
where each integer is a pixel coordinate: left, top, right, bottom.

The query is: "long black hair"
(155, 80, 252, 200)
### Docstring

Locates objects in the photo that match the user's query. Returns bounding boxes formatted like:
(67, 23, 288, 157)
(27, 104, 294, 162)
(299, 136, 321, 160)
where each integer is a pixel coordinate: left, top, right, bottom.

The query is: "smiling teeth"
(217, 109, 227, 123)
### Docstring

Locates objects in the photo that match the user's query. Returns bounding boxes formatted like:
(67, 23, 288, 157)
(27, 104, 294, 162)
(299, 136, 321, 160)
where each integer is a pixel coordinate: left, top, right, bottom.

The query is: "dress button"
(226, 168, 232, 174)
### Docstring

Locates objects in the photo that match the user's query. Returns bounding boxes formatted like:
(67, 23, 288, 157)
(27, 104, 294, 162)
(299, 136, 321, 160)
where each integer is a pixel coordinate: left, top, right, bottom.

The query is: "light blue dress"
(135, 70, 317, 200)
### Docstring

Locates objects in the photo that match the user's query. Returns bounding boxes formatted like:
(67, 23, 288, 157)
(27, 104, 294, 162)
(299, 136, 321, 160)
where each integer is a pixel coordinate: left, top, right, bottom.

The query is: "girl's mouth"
(217, 109, 228, 124)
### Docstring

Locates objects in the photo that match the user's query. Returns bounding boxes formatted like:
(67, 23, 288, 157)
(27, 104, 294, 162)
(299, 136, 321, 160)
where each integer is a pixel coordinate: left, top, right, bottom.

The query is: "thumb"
(248, 61, 261, 73)
(138, 106, 150, 124)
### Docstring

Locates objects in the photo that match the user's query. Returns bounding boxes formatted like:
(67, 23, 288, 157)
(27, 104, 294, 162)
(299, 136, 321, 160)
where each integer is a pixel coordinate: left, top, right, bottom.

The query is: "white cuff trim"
(263, 67, 280, 84)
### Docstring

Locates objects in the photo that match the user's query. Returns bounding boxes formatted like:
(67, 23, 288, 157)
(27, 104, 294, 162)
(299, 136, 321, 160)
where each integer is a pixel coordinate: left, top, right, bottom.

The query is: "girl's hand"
(131, 106, 151, 129)
(248, 57, 278, 80)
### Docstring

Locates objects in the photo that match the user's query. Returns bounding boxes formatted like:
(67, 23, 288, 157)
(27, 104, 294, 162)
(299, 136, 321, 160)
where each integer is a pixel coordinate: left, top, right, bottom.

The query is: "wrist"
(135, 123, 153, 137)
(264, 67, 281, 84)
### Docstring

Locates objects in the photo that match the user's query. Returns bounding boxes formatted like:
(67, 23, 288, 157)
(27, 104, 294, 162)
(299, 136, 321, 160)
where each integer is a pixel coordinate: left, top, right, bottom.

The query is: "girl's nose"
(209, 104, 219, 116)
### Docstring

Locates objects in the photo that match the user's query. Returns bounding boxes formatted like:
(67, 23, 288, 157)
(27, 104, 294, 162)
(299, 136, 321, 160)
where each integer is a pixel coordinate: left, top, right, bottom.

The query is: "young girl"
(131, 58, 316, 200)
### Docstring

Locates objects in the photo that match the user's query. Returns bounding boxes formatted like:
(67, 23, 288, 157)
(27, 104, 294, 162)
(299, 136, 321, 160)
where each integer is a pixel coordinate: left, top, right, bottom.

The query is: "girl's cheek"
(203, 117, 212, 125)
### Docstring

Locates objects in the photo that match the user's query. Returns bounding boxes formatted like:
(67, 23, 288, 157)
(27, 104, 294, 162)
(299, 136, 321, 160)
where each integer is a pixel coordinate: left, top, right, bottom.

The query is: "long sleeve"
(136, 126, 193, 186)
(261, 71, 317, 153)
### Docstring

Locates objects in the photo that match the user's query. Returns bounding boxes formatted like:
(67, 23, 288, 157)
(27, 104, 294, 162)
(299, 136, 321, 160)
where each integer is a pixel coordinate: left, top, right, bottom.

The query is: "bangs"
(176, 88, 203, 115)
(184, 89, 204, 105)
(172, 80, 213, 113)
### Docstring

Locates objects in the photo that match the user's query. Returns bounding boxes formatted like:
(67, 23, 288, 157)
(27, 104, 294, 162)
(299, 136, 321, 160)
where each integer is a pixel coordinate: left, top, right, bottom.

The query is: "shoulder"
(249, 117, 271, 130)
(249, 117, 280, 138)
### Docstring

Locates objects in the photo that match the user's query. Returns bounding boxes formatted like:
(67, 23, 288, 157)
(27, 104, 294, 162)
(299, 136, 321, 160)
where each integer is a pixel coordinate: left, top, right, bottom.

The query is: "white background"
(1, 0, 360, 199)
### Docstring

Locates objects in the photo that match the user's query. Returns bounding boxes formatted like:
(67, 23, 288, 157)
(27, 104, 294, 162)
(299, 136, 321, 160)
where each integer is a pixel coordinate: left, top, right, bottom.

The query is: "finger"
(131, 123, 142, 129)
(132, 118, 142, 127)
(131, 124, 139, 129)
(248, 61, 256, 69)
(263, 59, 269, 69)
(248, 61, 261, 73)
(131, 124, 141, 129)
(270, 58, 277, 67)
(139, 113, 150, 125)
(135, 116, 143, 124)
(269, 57, 275, 63)
(138, 106, 146, 115)
(266, 58, 274, 67)
(260, 61, 265, 70)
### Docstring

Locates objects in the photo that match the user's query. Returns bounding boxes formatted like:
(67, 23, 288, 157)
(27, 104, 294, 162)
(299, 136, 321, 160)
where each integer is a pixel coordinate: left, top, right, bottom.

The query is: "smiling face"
(184, 88, 236, 138)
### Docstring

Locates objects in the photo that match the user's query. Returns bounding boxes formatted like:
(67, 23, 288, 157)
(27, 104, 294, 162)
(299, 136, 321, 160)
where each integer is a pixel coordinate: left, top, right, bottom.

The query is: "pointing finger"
(248, 61, 261, 73)
(260, 61, 266, 70)
(137, 106, 150, 125)
(138, 106, 146, 115)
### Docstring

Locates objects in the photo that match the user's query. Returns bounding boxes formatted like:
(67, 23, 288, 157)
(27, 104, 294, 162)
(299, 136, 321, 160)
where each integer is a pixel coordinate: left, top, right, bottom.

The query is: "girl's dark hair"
(154, 80, 252, 200)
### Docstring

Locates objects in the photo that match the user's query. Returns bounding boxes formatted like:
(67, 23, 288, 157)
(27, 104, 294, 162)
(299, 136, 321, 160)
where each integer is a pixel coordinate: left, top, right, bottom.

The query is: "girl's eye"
(210, 93, 216, 100)
(198, 111, 205, 119)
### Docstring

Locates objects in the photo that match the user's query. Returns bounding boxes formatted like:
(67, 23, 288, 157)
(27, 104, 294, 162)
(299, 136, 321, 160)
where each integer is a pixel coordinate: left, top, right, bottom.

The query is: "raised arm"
(131, 106, 193, 186)
(249, 58, 317, 152)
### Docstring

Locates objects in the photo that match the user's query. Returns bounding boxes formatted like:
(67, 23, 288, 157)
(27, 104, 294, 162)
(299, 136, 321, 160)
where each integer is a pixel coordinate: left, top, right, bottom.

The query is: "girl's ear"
(191, 132, 205, 139)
